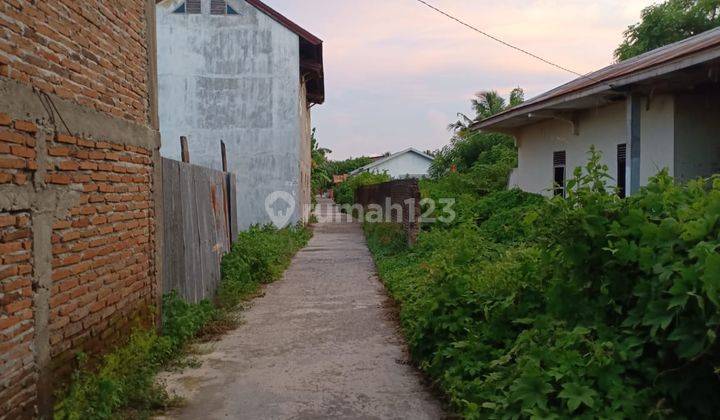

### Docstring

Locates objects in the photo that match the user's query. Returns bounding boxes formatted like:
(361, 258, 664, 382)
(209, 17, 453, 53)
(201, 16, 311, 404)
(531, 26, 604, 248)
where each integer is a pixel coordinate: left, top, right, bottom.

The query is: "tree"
(448, 88, 524, 133)
(434, 88, 524, 177)
(615, 0, 720, 61)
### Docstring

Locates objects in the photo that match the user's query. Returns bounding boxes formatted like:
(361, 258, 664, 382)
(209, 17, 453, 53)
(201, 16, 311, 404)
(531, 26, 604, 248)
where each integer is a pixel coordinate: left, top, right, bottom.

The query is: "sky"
(264, 0, 656, 160)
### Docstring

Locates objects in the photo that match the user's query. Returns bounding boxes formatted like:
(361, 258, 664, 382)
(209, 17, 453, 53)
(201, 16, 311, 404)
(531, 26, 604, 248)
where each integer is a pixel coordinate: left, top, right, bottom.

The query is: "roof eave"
(473, 35, 720, 132)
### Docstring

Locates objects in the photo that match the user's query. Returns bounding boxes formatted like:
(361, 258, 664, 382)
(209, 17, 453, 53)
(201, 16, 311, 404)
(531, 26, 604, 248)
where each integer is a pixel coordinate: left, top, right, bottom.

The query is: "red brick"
(0, 157, 26, 169)
(0, 130, 28, 145)
(49, 147, 72, 157)
(56, 134, 77, 145)
(47, 173, 71, 185)
(57, 160, 79, 171)
(10, 145, 35, 159)
(0, 113, 11, 126)
(13, 120, 37, 134)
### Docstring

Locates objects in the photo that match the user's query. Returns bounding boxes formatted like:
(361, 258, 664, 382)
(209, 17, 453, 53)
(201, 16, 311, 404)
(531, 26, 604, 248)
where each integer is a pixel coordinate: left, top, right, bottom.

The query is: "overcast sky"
(265, 0, 654, 160)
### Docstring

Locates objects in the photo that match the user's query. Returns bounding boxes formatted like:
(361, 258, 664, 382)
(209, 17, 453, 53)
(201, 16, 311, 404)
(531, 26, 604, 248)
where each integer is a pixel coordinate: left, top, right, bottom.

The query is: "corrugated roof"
(473, 27, 720, 130)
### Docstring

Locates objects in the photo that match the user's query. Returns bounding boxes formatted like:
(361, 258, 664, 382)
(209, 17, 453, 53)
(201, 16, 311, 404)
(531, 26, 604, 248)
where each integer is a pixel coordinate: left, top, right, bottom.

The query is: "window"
(553, 151, 566, 197)
(210, 0, 239, 15)
(173, 0, 201, 14)
(617, 144, 627, 198)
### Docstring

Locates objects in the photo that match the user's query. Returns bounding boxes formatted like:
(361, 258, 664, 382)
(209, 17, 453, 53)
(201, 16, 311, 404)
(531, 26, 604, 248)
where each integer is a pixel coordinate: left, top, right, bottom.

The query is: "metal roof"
(473, 27, 720, 131)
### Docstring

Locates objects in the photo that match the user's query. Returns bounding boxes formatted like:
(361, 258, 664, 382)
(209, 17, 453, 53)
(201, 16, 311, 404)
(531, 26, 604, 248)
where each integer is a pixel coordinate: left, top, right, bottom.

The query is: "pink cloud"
(264, 0, 655, 159)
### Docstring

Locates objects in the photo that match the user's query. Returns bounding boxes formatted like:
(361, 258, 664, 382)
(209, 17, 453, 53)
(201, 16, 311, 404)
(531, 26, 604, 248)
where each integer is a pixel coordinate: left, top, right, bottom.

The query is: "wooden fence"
(162, 157, 238, 303)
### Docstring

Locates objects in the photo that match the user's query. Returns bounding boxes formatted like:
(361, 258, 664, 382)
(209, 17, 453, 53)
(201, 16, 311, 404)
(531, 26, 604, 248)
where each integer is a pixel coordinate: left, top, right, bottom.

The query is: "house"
(473, 28, 720, 197)
(155, 0, 324, 228)
(351, 148, 435, 179)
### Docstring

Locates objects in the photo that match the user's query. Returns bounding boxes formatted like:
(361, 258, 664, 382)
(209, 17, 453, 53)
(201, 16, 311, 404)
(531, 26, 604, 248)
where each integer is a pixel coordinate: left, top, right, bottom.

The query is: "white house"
(351, 148, 435, 179)
(474, 28, 720, 197)
(155, 0, 324, 228)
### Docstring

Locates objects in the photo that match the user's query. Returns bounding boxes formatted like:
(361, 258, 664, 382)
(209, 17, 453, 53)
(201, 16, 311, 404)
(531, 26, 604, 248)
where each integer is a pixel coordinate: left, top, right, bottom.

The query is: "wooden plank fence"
(162, 157, 238, 303)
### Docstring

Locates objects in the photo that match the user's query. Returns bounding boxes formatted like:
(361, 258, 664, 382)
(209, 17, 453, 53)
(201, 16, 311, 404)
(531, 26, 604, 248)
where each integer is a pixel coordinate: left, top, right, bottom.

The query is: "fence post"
(221, 140, 228, 173)
(180, 136, 190, 163)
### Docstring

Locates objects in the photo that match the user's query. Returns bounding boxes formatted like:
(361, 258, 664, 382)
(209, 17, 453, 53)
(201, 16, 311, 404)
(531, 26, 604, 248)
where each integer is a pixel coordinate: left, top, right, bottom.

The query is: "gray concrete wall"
(156, 0, 303, 229)
(674, 90, 720, 182)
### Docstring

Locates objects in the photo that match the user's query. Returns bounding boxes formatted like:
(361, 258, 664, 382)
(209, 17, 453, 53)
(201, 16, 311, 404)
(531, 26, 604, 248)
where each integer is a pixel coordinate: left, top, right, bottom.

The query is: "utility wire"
(414, 0, 587, 78)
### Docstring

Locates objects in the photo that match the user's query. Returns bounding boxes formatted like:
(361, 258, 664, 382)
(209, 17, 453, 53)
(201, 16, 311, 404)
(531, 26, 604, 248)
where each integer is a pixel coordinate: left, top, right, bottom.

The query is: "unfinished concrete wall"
(156, 0, 305, 230)
(0, 1, 161, 418)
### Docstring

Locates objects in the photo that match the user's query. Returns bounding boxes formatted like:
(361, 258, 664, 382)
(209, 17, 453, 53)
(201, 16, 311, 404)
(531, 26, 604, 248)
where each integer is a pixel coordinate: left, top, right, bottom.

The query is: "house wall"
(0, 1, 161, 417)
(515, 102, 627, 195)
(674, 90, 720, 182)
(156, 0, 303, 230)
(368, 153, 433, 179)
(298, 79, 312, 223)
(513, 96, 675, 195)
(640, 95, 675, 184)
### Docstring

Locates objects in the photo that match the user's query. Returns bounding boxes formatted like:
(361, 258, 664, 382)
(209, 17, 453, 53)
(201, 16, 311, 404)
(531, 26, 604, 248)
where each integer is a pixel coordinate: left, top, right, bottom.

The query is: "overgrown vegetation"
(366, 149, 720, 418)
(55, 225, 311, 419)
(310, 127, 381, 195)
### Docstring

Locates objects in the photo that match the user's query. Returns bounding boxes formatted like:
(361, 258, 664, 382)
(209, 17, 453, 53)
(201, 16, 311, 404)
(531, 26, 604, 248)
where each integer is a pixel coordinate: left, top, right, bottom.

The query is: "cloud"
(265, 0, 654, 159)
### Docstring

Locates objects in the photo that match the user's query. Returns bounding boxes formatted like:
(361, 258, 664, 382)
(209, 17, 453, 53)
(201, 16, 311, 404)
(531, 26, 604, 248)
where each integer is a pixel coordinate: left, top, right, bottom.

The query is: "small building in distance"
(351, 148, 435, 179)
(474, 27, 720, 197)
(156, 0, 324, 228)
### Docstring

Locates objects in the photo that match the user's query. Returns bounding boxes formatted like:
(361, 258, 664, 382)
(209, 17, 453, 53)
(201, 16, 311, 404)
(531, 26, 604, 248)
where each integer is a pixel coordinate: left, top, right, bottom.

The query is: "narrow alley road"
(160, 199, 444, 419)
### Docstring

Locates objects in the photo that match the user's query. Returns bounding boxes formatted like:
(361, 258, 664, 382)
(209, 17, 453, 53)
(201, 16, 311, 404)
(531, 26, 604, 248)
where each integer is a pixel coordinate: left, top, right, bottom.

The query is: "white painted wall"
(156, 0, 304, 229)
(514, 102, 627, 196)
(367, 152, 433, 179)
(513, 95, 676, 196)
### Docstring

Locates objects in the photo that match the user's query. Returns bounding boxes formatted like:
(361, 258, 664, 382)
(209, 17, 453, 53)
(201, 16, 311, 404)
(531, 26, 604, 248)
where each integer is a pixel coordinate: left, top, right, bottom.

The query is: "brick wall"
(47, 132, 155, 376)
(0, 210, 35, 420)
(0, 114, 158, 418)
(0, 0, 159, 417)
(354, 179, 421, 245)
(0, 1, 150, 124)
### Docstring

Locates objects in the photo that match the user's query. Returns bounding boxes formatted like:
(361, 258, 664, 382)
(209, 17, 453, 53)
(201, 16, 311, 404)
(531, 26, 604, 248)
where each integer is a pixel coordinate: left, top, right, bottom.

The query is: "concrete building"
(156, 0, 324, 228)
(351, 148, 435, 179)
(474, 28, 720, 197)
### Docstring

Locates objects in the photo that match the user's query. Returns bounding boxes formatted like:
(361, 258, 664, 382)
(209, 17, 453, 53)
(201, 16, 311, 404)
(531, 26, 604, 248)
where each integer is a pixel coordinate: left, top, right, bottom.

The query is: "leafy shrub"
(366, 149, 720, 418)
(219, 224, 311, 308)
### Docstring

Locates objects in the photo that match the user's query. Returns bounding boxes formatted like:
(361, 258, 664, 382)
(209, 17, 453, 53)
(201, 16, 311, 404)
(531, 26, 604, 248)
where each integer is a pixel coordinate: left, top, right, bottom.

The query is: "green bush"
(366, 150, 720, 418)
(55, 225, 311, 419)
(219, 224, 311, 308)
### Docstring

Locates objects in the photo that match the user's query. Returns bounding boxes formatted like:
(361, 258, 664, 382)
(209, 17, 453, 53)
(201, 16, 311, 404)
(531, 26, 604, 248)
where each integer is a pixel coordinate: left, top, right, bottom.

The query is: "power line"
(414, 0, 586, 78)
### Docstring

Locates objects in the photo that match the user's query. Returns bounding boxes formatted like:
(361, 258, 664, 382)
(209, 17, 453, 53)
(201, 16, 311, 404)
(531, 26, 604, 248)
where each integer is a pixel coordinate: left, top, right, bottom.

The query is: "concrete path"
(159, 199, 444, 419)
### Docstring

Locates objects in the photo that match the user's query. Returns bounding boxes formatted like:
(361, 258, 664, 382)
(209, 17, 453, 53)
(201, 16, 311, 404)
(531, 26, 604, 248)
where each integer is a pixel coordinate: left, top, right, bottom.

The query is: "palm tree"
(472, 90, 507, 120)
(447, 88, 525, 133)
